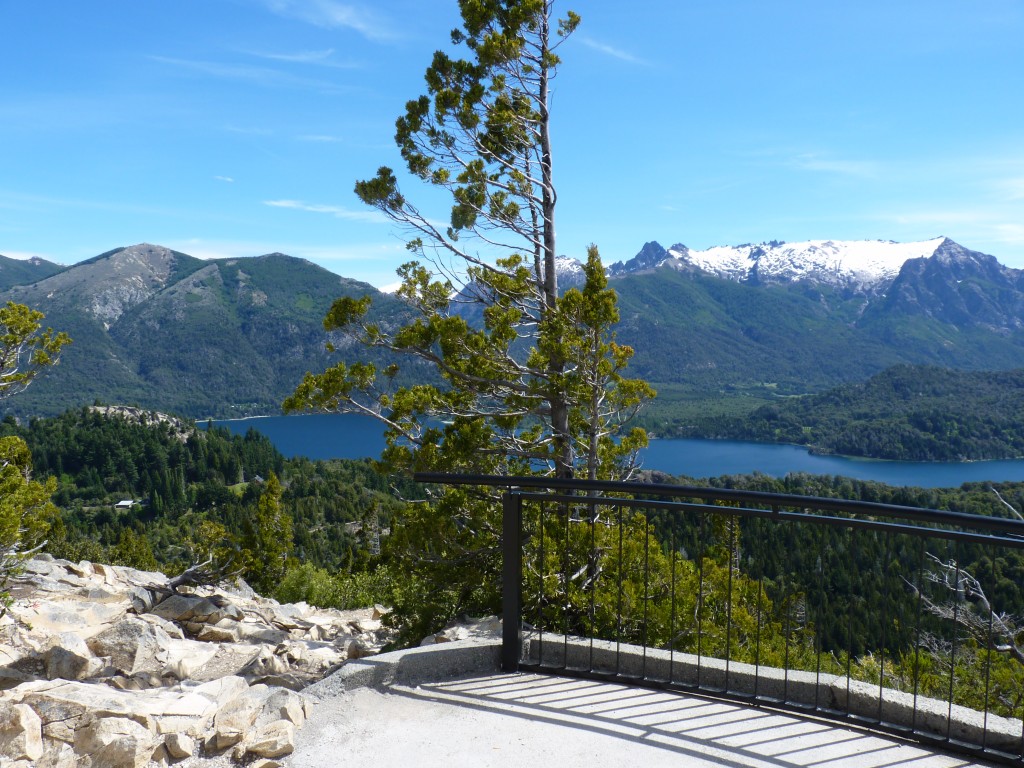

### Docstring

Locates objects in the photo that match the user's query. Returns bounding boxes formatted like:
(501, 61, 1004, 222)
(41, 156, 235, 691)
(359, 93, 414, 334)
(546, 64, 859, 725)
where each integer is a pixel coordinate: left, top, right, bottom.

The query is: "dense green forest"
(637, 470, 1024, 716)
(10, 405, 1024, 716)
(0, 407, 409, 587)
(658, 365, 1024, 461)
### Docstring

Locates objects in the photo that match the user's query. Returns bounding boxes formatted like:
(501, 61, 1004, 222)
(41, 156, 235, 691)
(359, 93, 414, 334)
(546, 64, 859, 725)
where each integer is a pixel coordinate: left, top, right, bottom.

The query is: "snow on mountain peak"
(666, 237, 948, 291)
(555, 255, 586, 286)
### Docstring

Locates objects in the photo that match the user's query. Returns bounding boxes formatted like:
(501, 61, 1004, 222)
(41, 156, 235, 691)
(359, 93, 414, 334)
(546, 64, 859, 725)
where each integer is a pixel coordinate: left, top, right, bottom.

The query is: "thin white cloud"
(150, 56, 347, 93)
(870, 207, 1024, 260)
(259, 0, 397, 42)
(792, 153, 880, 179)
(242, 47, 362, 69)
(299, 242, 406, 262)
(994, 222, 1024, 245)
(297, 134, 344, 143)
(162, 239, 267, 261)
(996, 177, 1024, 201)
(578, 36, 649, 65)
(0, 188, 184, 218)
(224, 125, 275, 137)
(884, 209, 997, 227)
(214, 176, 235, 183)
(264, 199, 386, 224)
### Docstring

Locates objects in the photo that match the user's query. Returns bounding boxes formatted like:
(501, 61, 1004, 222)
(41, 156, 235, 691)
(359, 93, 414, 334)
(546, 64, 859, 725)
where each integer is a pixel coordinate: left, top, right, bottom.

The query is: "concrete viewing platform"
(279, 639, 1002, 768)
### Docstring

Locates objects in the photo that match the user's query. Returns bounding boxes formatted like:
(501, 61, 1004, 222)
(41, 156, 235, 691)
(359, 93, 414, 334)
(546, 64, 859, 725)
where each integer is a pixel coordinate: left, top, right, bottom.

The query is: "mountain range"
(2, 236, 1023, 421)
(0, 253, 63, 289)
(606, 236, 1024, 396)
(0, 244, 416, 419)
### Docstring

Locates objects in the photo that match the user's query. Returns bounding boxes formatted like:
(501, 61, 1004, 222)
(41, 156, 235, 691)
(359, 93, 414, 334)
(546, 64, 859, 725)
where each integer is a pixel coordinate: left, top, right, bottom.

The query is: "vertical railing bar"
(982, 543, 995, 751)
(847, 528, 857, 714)
(697, 508, 706, 688)
(616, 502, 624, 677)
(756, 507, 778, 700)
(912, 535, 926, 735)
(754, 575, 764, 700)
(878, 530, 891, 726)
(642, 508, 650, 680)
(670, 527, 677, 686)
(538, 497, 546, 668)
(783, 569, 791, 704)
(1019, 689, 1024, 763)
(814, 524, 824, 712)
(588, 498, 597, 674)
(725, 513, 735, 691)
(501, 491, 522, 672)
(947, 542, 962, 742)
(562, 496, 571, 671)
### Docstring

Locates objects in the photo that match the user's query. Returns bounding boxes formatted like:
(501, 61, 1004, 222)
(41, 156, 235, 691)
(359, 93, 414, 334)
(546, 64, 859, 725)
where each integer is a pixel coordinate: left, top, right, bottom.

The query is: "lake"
(205, 413, 1024, 489)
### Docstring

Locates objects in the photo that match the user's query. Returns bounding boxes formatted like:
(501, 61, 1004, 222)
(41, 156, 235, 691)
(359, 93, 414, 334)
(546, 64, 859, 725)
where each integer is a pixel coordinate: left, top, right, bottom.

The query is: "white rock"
(245, 720, 295, 759)
(0, 701, 43, 761)
(210, 685, 271, 750)
(258, 687, 306, 728)
(155, 592, 244, 626)
(87, 615, 172, 676)
(73, 715, 158, 768)
(42, 632, 107, 681)
(38, 739, 77, 768)
(15, 598, 127, 639)
(164, 731, 195, 759)
(15, 679, 156, 742)
(196, 624, 239, 643)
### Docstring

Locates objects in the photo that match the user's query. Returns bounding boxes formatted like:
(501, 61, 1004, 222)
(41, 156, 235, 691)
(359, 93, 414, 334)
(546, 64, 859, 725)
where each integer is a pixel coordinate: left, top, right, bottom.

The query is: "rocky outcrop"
(0, 555, 392, 767)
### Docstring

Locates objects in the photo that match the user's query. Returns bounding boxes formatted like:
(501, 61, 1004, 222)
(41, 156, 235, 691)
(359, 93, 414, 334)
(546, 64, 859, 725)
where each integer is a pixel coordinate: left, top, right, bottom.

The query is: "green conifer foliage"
(244, 472, 293, 595)
(0, 301, 69, 614)
(286, 1, 654, 642)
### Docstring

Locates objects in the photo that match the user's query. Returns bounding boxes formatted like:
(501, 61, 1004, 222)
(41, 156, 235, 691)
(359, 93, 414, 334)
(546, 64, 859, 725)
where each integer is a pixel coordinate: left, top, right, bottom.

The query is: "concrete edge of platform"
(301, 632, 1021, 758)
(302, 637, 504, 700)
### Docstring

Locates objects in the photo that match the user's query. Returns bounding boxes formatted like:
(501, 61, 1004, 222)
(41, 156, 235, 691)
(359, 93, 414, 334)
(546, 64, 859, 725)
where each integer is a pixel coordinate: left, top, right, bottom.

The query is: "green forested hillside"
(0, 254, 64, 289)
(1, 407, 407, 578)
(15, 406, 1024, 715)
(8, 244, 1024, 433)
(1, 247, 422, 419)
(612, 265, 1024, 406)
(668, 365, 1024, 461)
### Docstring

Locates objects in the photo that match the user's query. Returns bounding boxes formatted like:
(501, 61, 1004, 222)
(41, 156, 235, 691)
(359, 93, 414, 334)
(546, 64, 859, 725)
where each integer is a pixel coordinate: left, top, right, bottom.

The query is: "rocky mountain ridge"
(605, 236, 1024, 394)
(0, 244, 416, 420)
(606, 236, 977, 295)
(4, 237, 1024, 420)
(0, 253, 64, 291)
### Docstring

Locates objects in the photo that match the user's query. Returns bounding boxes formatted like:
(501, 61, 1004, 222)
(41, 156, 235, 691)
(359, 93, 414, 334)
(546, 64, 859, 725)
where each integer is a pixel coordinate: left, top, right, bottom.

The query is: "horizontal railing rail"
(416, 472, 1024, 764)
(413, 472, 1024, 537)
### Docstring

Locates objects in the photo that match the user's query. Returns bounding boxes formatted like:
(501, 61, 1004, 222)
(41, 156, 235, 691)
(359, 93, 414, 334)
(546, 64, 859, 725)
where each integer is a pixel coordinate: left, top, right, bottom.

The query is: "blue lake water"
(206, 413, 1024, 489)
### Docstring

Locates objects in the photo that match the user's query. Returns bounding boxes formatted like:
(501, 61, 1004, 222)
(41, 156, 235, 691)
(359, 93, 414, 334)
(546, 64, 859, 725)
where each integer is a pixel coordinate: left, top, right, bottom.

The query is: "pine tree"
(286, 1, 653, 642)
(0, 301, 69, 615)
(244, 472, 292, 595)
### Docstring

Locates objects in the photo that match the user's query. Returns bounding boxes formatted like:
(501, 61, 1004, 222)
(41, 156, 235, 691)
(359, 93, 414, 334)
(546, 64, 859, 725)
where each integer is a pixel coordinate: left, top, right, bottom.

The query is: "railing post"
(502, 490, 522, 672)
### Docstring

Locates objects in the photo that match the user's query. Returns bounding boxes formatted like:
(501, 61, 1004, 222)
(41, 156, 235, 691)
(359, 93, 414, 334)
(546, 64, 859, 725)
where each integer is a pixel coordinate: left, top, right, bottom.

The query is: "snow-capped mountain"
(554, 255, 587, 287)
(608, 236, 955, 294)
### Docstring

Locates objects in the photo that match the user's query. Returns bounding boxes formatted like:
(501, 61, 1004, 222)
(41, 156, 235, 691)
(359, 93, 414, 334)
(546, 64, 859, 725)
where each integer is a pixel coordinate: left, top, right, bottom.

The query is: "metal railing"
(416, 472, 1024, 764)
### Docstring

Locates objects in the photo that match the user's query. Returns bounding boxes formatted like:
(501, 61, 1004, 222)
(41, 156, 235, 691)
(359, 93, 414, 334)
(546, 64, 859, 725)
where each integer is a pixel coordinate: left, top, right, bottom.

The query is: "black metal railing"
(415, 472, 1024, 764)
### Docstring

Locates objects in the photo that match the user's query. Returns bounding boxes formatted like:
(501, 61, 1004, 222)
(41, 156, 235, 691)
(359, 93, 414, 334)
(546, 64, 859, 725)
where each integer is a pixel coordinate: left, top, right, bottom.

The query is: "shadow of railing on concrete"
(394, 672, 990, 768)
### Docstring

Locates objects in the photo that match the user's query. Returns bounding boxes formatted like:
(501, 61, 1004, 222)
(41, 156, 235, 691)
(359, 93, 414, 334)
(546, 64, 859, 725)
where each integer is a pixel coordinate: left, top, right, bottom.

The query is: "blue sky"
(2, 0, 1022, 287)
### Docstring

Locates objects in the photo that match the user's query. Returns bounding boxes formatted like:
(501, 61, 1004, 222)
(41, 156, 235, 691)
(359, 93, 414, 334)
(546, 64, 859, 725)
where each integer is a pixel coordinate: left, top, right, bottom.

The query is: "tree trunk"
(538, 10, 573, 479)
